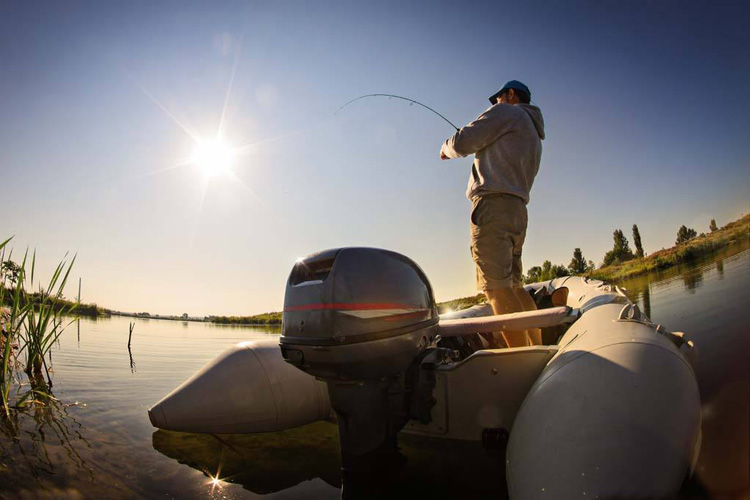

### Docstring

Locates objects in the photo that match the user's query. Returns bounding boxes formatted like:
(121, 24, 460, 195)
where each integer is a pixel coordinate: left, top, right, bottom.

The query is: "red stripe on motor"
(284, 303, 419, 312)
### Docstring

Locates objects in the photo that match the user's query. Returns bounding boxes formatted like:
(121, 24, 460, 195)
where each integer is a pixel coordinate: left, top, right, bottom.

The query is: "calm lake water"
(1, 243, 748, 499)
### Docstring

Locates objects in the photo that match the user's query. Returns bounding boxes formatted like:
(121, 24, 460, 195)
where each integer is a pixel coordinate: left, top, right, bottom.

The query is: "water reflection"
(681, 265, 704, 292)
(0, 379, 93, 485)
(128, 348, 137, 373)
(619, 241, 749, 308)
(152, 421, 510, 498)
(152, 422, 342, 495)
(641, 285, 652, 319)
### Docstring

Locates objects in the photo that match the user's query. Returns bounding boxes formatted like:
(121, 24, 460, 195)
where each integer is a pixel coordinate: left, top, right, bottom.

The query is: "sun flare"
(191, 138, 235, 178)
(207, 474, 225, 492)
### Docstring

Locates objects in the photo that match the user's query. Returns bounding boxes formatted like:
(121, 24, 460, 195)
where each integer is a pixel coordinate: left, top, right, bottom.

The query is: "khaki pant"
(470, 194, 528, 290)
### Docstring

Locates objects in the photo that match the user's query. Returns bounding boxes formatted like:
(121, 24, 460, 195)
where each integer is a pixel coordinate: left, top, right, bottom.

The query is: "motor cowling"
(280, 247, 439, 381)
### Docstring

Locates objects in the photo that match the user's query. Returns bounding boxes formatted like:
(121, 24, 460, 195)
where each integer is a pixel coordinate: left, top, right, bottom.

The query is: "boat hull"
(148, 339, 331, 434)
(506, 302, 701, 499)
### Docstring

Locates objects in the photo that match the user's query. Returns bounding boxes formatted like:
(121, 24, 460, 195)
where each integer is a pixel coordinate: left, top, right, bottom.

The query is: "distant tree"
(614, 229, 634, 257)
(181, 313, 188, 320)
(524, 261, 568, 283)
(1, 260, 22, 287)
(602, 229, 635, 267)
(709, 219, 718, 232)
(568, 248, 588, 275)
(587, 260, 596, 272)
(602, 251, 615, 267)
(538, 260, 570, 281)
(525, 266, 542, 283)
(676, 225, 697, 244)
(541, 260, 552, 279)
(632, 224, 644, 258)
(551, 264, 570, 279)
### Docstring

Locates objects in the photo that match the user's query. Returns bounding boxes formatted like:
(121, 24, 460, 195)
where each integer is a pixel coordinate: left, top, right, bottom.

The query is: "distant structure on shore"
(110, 311, 206, 322)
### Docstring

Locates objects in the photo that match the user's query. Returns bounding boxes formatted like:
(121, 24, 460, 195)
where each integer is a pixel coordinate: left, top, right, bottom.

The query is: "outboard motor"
(280, 247, 442, 495)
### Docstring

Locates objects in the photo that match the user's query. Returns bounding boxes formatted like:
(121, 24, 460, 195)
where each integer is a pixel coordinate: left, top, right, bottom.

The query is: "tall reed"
(0, 237, 78, 416)
(0, 238, 31, 416)
(20, 251, 77, 379)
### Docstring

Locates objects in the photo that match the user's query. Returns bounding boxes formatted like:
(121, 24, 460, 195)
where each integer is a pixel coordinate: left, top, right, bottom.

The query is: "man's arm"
(440, 104, 517, 160)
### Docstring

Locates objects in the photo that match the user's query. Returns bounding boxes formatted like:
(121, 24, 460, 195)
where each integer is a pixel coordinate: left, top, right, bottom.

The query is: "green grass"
(587, 214, 750, 282)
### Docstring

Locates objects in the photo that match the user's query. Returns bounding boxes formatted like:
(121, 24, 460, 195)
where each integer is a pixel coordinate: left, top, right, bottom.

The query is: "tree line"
(208, 312, 282, 325)
(1, 260, 103, 317)
(523, 219, 718, 283)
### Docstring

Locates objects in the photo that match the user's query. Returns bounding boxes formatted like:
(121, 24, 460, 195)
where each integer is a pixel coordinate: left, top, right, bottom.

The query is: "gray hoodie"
(440, 103, 545, 204)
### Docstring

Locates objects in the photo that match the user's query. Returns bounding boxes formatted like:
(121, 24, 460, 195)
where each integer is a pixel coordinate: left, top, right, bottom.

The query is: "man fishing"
(440, 80, 545, 347)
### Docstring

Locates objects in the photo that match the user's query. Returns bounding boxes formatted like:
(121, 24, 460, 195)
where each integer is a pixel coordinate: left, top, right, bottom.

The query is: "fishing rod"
(335, 94, 460, 131)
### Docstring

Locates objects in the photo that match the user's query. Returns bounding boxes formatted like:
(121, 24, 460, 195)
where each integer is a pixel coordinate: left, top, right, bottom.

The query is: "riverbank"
(434, 215, 749, 313)
(207, 312, 281, 325)
(587, 214, 749, 282)
(0, 290, 106, 318)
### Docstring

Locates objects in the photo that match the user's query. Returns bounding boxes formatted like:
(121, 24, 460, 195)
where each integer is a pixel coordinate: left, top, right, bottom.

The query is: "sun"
(191, 138, 235, 178)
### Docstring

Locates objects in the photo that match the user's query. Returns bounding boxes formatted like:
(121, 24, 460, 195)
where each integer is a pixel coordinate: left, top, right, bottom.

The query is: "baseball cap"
(489, 80, 531, 104)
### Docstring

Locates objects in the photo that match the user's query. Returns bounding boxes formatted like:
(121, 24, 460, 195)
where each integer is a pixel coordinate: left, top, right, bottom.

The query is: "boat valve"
(660, 328, 698, 367)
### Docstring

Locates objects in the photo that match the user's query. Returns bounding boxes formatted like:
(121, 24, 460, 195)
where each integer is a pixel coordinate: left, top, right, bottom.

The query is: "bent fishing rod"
(335, 94, 460, 131)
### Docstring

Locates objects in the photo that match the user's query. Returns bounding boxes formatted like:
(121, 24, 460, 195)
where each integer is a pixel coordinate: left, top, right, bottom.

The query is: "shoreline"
(435, 214, 749, 313)
(586, 215, 749, 283)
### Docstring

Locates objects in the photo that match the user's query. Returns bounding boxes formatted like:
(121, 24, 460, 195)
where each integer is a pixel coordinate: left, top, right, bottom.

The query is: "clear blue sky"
(1, 0, 748, 316)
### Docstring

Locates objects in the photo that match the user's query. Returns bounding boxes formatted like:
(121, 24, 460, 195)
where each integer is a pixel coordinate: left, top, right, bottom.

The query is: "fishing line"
(335, 94, 460, 131)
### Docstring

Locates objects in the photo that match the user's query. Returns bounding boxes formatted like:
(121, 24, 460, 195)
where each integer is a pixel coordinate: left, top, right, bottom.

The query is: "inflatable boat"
(149, 247, 701, 499)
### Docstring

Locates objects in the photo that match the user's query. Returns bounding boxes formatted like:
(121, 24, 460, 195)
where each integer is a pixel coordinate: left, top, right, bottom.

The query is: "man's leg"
(471, 195, 541, 346)
(514, 288, 542, 345)
(507, 216, 543, 345)
(485, 287, 530, 347)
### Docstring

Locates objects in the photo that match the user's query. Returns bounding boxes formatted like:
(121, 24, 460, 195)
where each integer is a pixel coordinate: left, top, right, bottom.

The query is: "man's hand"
(440, 142, 450, 160)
